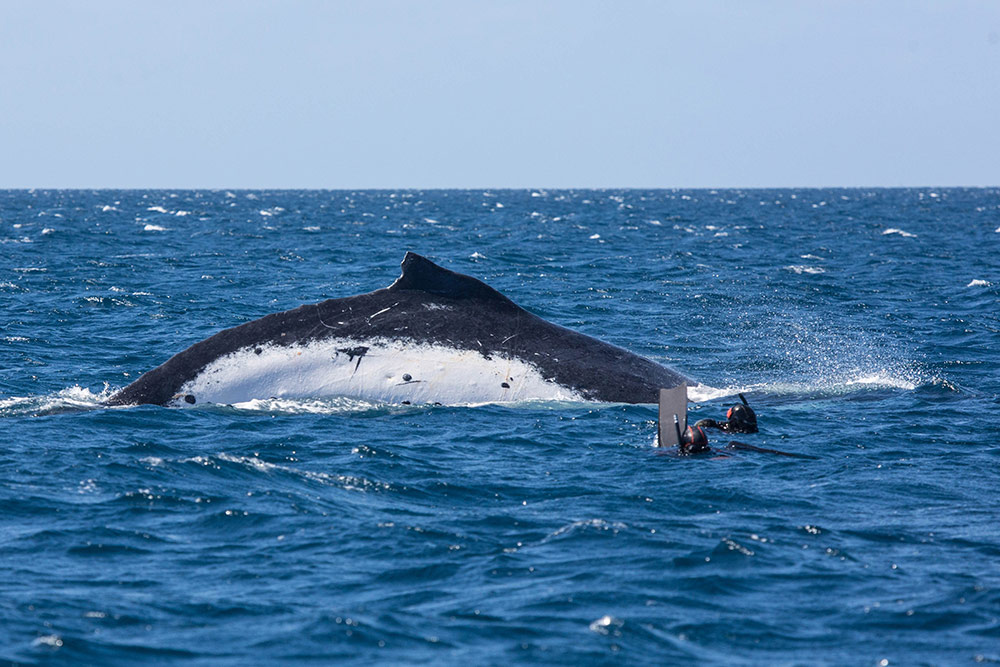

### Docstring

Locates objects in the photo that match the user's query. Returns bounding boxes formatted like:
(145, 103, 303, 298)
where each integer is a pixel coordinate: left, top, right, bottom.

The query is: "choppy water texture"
(2, 189, 999, 665)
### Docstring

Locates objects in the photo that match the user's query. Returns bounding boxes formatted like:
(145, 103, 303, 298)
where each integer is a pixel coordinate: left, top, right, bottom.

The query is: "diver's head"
(726, 403, 758, 433)
(680, 424, 710, 454)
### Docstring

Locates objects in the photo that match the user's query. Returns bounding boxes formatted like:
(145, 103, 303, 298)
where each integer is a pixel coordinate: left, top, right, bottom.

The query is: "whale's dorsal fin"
(389, 252, 515, 306)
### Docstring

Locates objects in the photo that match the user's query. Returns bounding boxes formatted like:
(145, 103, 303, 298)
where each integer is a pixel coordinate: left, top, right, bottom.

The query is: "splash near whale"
(106, 252, 691, 407)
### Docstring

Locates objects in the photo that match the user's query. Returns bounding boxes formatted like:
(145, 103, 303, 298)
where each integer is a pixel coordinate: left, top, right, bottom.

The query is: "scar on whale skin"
(397, 372, 422, 386)
(336, 346, 369, 374)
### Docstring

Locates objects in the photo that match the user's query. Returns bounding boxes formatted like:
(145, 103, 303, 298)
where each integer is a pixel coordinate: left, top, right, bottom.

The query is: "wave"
(747, 371, 919, 396)
(0, 387, 623, 418)
(2, 364, 934, 420)
(0, 385, 113, 417)
(691, 370, 928, 405)
(688, 384, 742, 402)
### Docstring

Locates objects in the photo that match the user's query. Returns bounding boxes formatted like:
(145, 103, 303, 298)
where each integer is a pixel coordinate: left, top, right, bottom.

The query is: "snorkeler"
(673, 415, 712, 455)
(665, 393, 814, 459)
(694, 393, 758, 434)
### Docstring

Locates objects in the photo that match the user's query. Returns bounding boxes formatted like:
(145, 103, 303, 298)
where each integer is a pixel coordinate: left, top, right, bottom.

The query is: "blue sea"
(2, 189, 999, 665)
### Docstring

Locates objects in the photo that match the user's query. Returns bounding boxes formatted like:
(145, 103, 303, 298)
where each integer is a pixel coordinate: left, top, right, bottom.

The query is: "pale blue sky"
(1, 1, 997, 188)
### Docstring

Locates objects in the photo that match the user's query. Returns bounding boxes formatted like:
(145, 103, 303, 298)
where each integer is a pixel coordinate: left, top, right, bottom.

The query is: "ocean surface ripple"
(2, 189, 999, 664)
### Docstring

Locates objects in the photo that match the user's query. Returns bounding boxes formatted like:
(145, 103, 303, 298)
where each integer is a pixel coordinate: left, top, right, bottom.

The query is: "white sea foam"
(214, 452, 390, 492)
(41, 228, 55, 235)
(882, 228, 917, 238)
(589, 615, 624, 636)
(761, 368, 917, 396)
(0, 385, 113, 417)
(146, 206, 169, 214)
(548, 518, 628, 540)
(143, 224, 168, 232)
(32, 635, 63, 648)
(842, 372, 917, 390)
(785, 265, 825, 275)
(687, 384, 741, 402)
(693, 372, 919, 404)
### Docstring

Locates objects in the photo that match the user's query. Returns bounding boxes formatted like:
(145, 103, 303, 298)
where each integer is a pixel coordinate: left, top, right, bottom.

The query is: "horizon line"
(3, 184, 998, 192)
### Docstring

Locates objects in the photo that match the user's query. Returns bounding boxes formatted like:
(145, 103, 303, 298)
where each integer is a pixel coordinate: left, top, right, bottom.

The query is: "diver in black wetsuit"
(666, 395, 753, 455)
(694, 393, 758, 434)
(672, 394, 814, 459)
(679, 424, 711, 455)
(671, 415, 712, 455)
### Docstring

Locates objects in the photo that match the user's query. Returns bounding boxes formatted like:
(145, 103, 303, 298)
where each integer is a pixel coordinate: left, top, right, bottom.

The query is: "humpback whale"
(107, 252, 690, 407)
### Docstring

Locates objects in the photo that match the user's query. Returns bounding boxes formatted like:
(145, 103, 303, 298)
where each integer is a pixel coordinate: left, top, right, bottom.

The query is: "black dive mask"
(726, 394, 758, 433)
(680, 425, 710, 454)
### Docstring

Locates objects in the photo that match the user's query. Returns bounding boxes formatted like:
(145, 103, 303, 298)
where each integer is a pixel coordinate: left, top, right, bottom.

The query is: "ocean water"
(1, 188, 999, 665)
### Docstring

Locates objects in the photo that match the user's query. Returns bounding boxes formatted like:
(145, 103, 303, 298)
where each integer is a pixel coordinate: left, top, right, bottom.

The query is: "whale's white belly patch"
(175, 338, 583, 406)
